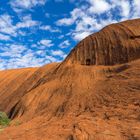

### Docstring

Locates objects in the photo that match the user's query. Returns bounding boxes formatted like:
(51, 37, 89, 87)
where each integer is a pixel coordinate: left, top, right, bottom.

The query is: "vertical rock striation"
(64, 19, 140, 66)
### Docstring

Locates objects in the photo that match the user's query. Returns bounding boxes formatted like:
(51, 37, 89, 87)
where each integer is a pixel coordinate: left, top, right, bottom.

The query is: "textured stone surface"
(0, 19, 140, 140)
(64, 19, 140, 65)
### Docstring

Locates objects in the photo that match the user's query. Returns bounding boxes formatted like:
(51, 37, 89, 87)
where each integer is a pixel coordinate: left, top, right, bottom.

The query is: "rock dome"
(64, 19, 140, 65)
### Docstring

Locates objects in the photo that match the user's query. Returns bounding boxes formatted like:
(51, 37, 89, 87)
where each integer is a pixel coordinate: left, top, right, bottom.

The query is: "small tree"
(0, 112, 10, 126)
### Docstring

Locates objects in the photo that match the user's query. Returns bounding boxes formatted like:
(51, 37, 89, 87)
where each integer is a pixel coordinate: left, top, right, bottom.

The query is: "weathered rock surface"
(0, 19, 140, 140)
(64, 19, 140, 65)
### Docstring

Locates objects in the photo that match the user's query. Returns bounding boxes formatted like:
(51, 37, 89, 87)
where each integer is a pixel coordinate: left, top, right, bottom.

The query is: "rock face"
(0, 19, 140, 140)
(64, 19, 140, 65)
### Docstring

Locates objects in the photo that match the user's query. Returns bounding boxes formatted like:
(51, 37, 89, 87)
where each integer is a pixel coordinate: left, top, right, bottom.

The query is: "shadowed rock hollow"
(0, 19, 140, 140)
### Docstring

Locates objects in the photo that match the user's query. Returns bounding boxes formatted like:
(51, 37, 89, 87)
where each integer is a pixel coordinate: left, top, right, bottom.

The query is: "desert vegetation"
(0, 112, 10, 127)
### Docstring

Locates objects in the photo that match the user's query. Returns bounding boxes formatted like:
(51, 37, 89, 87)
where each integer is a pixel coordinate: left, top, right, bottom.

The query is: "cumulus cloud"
(16, 15, 40, 28)
(39, 39, 54, 47)
(40, 25, 60, 32)
(0, 14, 17, 36)
(88, 0, 111, 14)
(10, 0, 46, 12)
(56, 8, 85, 26)
(1, 0, 140, 70)
(0, 13, 40, 38)
(109, 0, 131, 20)
(45, 55, 58, 63)
(0, 33, 11, 41)
(0, 55, 47, 70)
(59, 40, 70, 48)
(0, 44, 27, 58)
(56, 6, 104, 41)
(72, 31, 91, 41)
(119, 1, 130, 18)
(51, 50, 66, 59)
(58, 35, 64, 39)
(132, 0, 140, 18)
(56, 0, 139, 41)
(0, 44, 52, 69)
(56, 18, 75, 26)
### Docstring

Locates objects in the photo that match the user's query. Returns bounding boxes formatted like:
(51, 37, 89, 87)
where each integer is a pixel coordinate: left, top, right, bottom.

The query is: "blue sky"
(0, 0, 140, 70)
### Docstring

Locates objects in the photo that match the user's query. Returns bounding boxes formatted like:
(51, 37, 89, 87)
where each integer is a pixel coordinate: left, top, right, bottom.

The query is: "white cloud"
(0, 44, 67, 69)
(109, 0, 131, 19)
(16, 15, 40, 28)
(55, 0, 137, 41)
(0, 13, 40, 38)
(56, 18, 75, 26)
(56, 7, 86, 26)
(0, 14, 17, 36)
(58, 35, 64, 39)
(0, 33, 11, 41)
(10, 0, 46, 12)
(0, 44, 54, 69)
(46, 55, 58, 62)
(59, 40, 70, 48)
(132, 0, 140, 18)
(56, 7, 103, 40)
(40, 25, 51, 30)
(40, 25, 60, 32)
(1, 0, 140, 70)
(39, 39, 54, 47)
(0, 44, 27, 58)
(120, 1, 130, 18)
(2, 55, 46, 69)
(88, 0, 111, 14)
(51, 50, 66, 58)
(72, 31, 91, 41)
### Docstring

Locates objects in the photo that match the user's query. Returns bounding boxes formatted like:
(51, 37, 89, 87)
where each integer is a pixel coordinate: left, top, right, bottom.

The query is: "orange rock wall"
(65, 19, 140, 65)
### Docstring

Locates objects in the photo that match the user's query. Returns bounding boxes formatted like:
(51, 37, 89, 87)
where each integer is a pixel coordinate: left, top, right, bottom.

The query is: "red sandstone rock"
(64, 19, 140, 65)
(0, 19, 140, 140)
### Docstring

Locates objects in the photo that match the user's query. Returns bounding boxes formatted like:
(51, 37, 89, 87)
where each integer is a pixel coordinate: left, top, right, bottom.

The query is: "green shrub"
(0, 112, 10, 127)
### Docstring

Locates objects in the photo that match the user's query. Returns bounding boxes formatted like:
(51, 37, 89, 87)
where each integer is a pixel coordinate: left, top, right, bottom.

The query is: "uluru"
(0, 18, 140, 140)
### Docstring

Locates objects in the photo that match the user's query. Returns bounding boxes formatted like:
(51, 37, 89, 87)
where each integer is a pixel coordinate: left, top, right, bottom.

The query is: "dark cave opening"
(86, 59, 91, 66)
